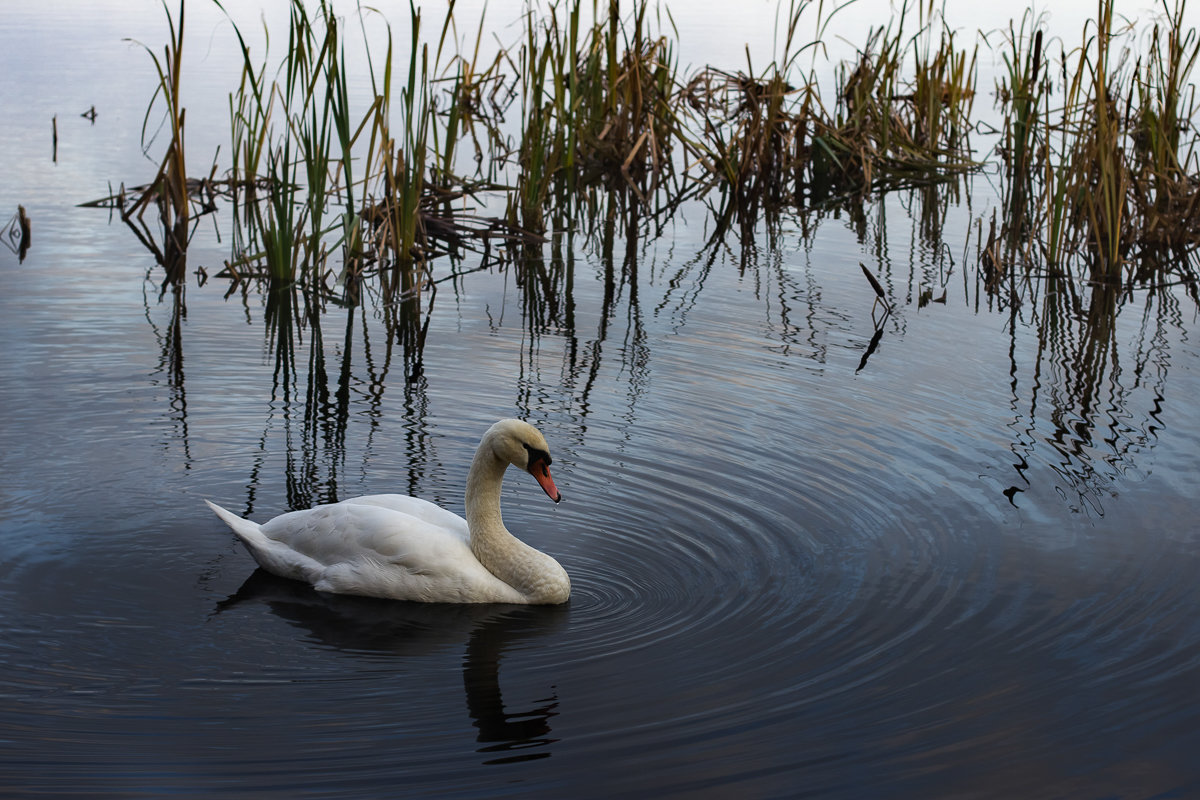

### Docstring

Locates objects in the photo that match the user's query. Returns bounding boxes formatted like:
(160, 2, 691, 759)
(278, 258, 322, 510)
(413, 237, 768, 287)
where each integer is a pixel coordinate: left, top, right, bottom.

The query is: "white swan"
(205, 419, 570, 605)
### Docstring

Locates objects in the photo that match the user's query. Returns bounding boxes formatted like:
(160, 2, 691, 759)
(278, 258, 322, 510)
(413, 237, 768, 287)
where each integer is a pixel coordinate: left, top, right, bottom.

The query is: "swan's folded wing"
(258, 502, 465, 566)
(339, 494, 469, 539)
(257, 502, 519, 602)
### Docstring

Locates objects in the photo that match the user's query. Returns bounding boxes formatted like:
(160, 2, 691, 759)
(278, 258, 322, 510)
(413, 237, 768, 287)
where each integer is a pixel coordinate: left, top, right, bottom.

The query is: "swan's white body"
(206, 419, 570, 604)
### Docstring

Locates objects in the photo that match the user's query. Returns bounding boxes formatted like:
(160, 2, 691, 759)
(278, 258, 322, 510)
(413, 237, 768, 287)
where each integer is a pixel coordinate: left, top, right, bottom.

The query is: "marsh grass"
(503, 0, 683, 237)
(123, 0, 194, 284)
(994, 10, 1047, 250)
(677, 0, 979, 245)
(99, 0, 1200, 313)
(212, 0, 557, 307)
(822, 0, 979, 196)
(571, 2, 679, 205)
(220, 0, 365, 285)
(679, 0, 824, 234)
(989, 0, 1200, 300)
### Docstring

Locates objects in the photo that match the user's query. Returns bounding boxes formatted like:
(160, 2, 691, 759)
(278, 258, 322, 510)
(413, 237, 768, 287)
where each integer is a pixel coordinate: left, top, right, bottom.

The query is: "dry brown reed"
(124, 0, 192, 285)
(990, 0, 1200, 299)
(677, 0, 979, 245)
(94, 0, 1200, 308)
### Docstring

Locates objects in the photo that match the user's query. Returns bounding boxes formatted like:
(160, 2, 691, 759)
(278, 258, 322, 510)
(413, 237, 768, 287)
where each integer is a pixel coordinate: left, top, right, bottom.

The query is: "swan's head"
(486, 418, 562, 503)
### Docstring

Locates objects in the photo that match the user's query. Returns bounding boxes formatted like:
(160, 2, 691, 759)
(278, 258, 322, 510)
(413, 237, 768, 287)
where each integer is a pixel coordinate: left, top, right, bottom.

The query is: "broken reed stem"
(860, 262, 892, 312)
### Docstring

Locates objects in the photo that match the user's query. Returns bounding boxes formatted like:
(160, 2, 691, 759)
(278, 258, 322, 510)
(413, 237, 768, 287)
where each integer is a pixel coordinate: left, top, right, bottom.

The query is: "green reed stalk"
(1132, 0, 1200, 251)
(1137, 0, 1199, 178)
(513, 6, 556, 232)
(431, 2, 509, 183)
(228, 39, 271, 193)
(399, 8, 430, 266)
(1075, 0, 1131, 280)
(258, 139, 302, 282)
(1038, 32, 1090, 275)
(222, 9, 274, 272)
(563, 0, 584, 199)
(293, 2, 334, 270)
(157, 0, 188, 232)
(997, 10, 1047, 242)
(362, 2, 430, 271)
(1042, 86, 1073, 271)
(266, 1, 321, 281)
(319, 5, 363, 265)
(429, 0, 463, 188)
(128, 0, 191, 280)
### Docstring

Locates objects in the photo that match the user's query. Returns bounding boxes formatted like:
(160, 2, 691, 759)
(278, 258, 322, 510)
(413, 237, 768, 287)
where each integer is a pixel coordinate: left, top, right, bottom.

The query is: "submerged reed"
(3, 206, 32, 263)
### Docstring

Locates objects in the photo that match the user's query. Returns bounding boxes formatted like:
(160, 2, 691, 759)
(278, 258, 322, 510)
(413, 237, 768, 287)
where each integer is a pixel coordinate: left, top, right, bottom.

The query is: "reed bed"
(816, 1, 979, 197)
(504, 0, 683, 235)
(94, 0, 1200, 315)
(989, 0, 1200, 300)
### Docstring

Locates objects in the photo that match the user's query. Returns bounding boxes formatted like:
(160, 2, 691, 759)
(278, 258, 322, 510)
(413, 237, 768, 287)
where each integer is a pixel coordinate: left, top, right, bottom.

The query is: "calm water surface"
(2, 2, 1199, 798)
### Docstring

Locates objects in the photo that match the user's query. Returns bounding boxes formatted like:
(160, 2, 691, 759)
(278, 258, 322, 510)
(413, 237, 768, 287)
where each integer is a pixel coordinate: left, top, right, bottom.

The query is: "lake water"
(2, 1, 1199, 797)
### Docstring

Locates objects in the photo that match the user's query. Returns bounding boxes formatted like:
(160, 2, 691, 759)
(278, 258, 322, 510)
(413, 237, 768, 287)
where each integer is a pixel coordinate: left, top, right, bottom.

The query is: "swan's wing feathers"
(258, 502, 463, 565)
(340, 494, 469, 538)
(256, 501, 515, 601)
(214, 492, 530, 603)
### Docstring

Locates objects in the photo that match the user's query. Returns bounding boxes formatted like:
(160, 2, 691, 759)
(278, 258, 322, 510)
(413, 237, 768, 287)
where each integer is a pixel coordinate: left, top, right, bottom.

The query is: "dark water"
(3, 2, 1200, 797)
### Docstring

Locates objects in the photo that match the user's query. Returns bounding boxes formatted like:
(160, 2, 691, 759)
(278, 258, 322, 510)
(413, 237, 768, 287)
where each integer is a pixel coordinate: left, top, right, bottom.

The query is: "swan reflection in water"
(216, 569, 568, 764)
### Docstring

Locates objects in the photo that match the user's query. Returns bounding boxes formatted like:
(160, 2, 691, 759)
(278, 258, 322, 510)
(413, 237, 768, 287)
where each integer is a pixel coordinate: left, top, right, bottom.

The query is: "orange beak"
(529, 459, 562, 503)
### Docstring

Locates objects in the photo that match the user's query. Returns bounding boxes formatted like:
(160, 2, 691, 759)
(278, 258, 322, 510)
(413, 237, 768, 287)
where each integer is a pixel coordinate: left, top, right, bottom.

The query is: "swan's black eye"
(522, 442, 551, 467)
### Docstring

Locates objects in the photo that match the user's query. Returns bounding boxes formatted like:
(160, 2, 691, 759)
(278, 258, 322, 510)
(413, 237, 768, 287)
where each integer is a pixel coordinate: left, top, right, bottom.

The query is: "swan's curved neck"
(464, 441, 569, 604)
(464, 443, 509, 543)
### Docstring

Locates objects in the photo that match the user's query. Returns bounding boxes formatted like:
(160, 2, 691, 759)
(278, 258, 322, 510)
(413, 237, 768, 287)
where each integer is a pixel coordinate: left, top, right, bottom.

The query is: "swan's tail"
(204, 499, 323, 584)
(204, 499, 264, 544)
